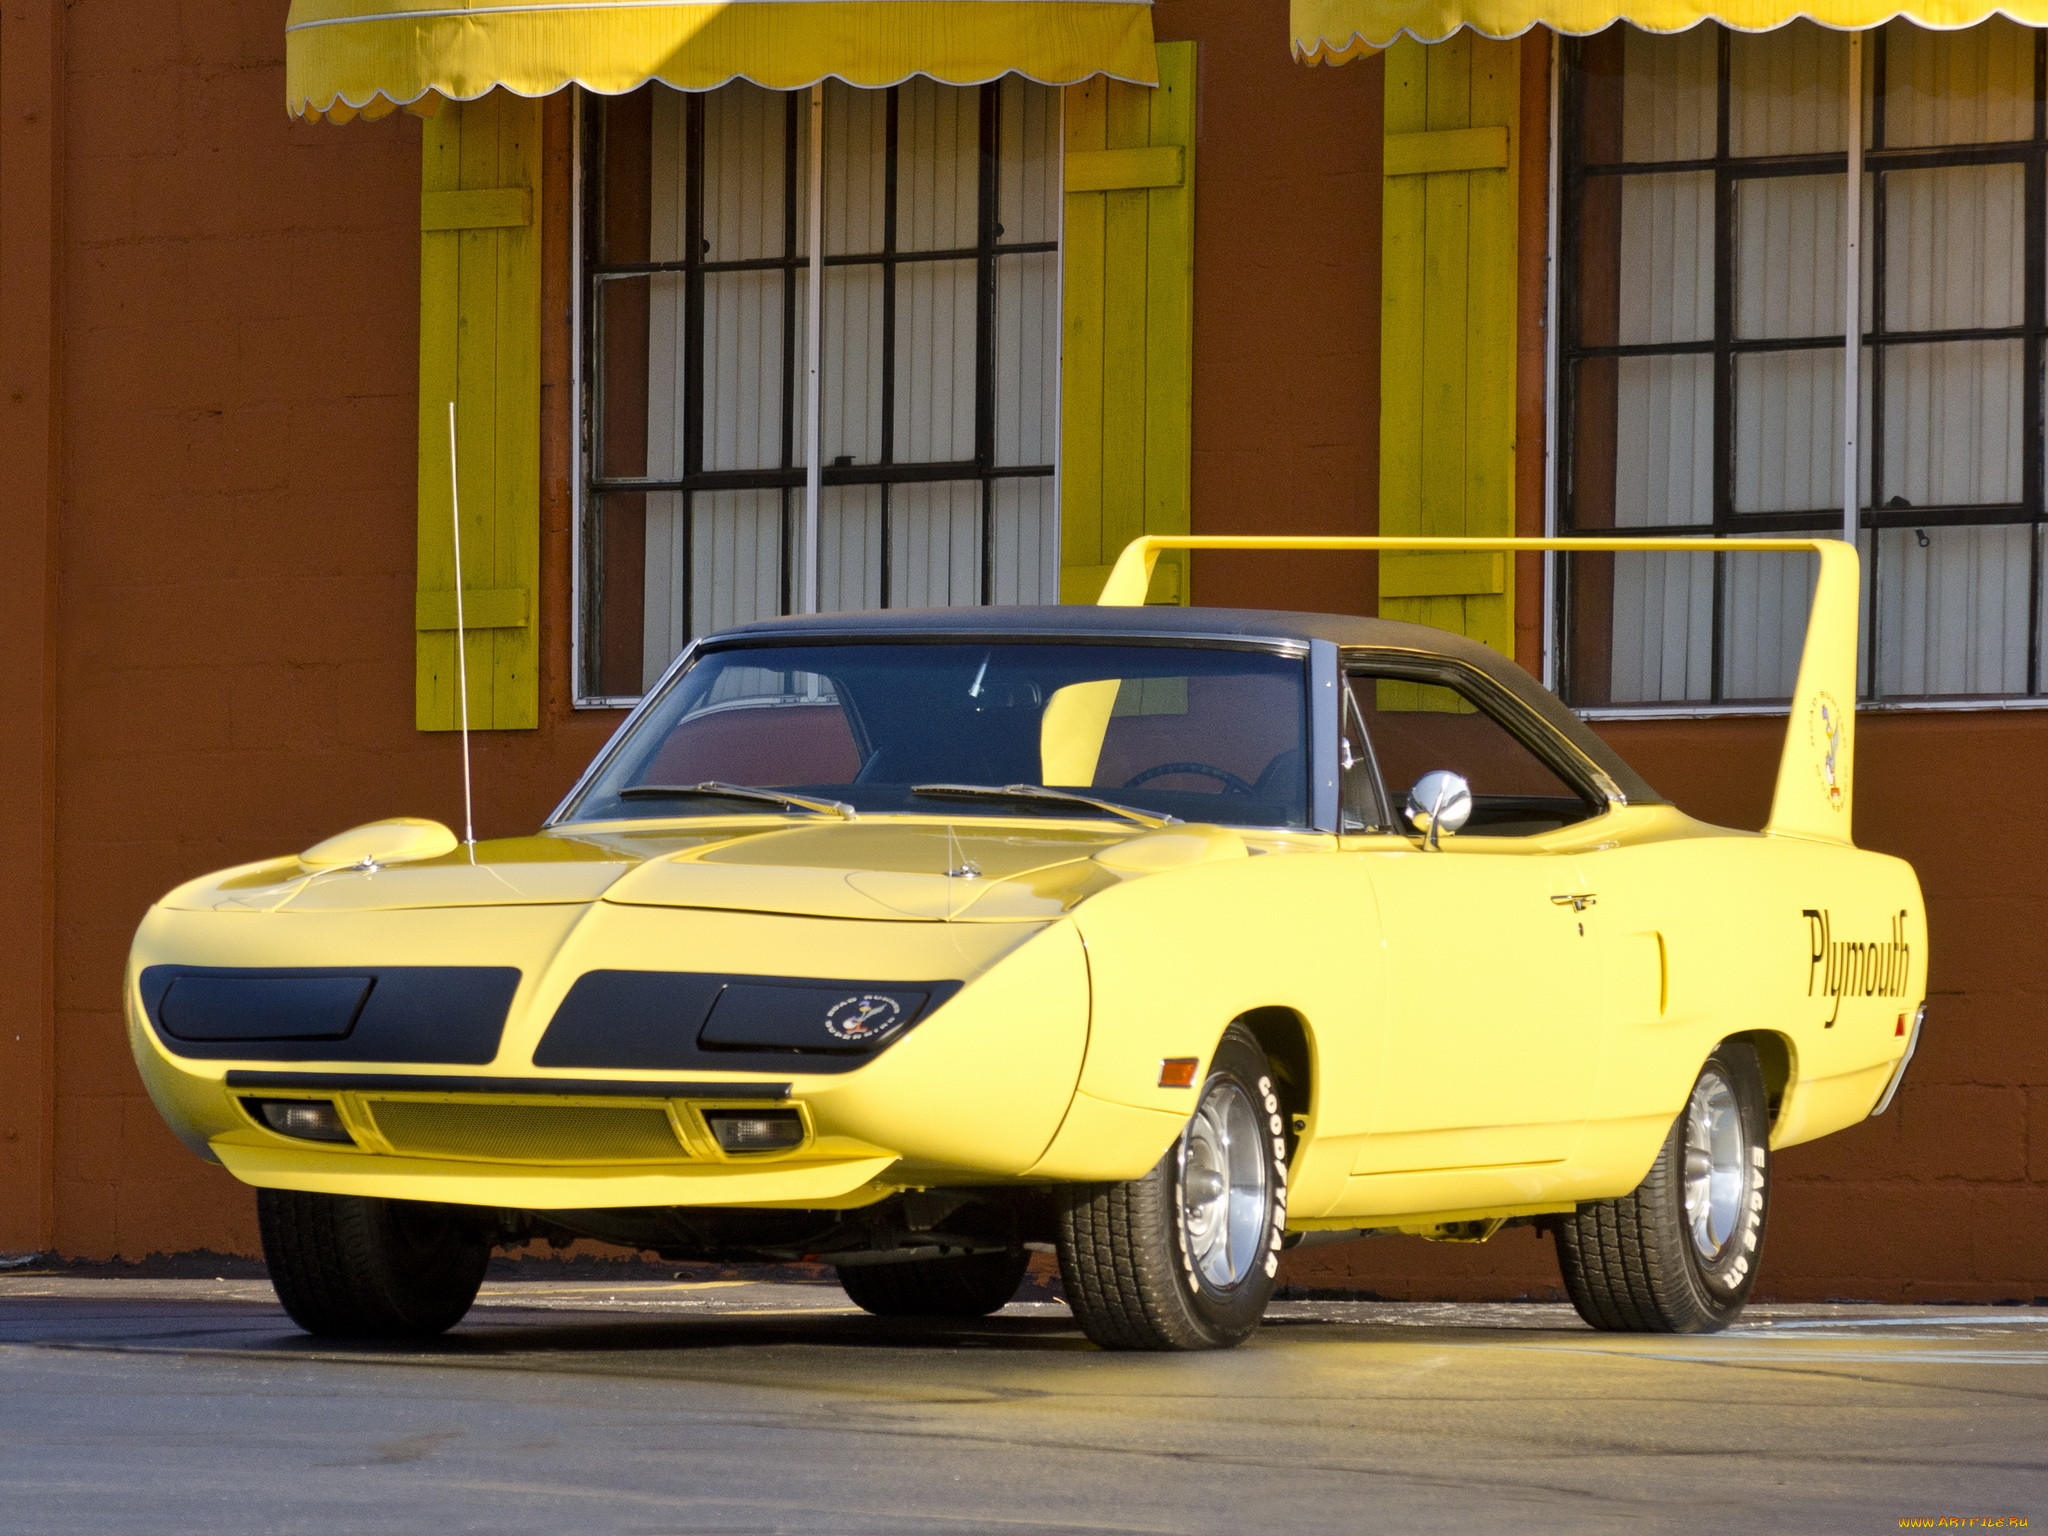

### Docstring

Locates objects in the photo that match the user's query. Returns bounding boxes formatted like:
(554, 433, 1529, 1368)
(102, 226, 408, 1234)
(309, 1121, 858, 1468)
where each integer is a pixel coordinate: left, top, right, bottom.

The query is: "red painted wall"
(31, 14, 614, 1255)
(0, 0, 2040, 1302)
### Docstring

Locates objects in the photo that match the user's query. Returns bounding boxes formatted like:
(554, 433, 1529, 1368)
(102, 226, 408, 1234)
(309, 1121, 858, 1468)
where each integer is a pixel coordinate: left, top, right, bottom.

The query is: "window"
(1345, 671, 1599, 837)
(1559, 19, 2048, 708)
(579, 79, 1063, 701)
(567, 641, 1312, 829)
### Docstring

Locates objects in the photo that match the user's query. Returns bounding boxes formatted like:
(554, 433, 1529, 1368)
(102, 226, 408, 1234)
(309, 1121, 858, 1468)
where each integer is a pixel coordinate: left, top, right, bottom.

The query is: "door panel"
(1353, 843, 1598, 1171)
(1339, 663, 1608, 1174)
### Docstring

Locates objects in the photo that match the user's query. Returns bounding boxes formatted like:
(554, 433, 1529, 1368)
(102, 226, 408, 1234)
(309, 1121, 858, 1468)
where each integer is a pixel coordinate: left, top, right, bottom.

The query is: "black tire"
(1554, 1042, 1771, 1334)
(1054, 1025, 1288, 1351)
(257, 1188, 492, 1339)
(835, 1249, 1029, 1318)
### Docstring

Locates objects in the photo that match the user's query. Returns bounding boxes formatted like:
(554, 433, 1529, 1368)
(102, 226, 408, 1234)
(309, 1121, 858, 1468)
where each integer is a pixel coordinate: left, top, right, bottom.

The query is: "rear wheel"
(258, 1189, 491, 1339)
(1055, 1026, 1287, 1351)
(835, 1249, 1029, 1318)
(1554, 1043, 1770, 1333)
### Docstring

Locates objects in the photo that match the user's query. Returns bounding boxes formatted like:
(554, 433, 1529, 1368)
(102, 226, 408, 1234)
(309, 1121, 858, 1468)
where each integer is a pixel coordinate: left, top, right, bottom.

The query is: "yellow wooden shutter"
(1378, 34, 1520, 654)
(1059, 40, 1196, 606)
(416, 92, 542, 732)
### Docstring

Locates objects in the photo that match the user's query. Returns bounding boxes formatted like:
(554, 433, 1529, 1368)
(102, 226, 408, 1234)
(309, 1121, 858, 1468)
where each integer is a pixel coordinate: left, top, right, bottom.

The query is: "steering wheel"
(1122, 761, 1257, 796)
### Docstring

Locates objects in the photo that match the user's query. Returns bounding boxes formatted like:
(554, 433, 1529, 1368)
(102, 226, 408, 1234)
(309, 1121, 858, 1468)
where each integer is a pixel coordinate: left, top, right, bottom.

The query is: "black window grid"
(1555, 23, 2048, 705)
(577, 82, 1058, 676)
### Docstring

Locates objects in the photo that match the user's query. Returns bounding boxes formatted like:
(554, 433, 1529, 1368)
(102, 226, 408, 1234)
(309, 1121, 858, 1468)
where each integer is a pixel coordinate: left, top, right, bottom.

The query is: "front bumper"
(129, 900, 1096, 1209)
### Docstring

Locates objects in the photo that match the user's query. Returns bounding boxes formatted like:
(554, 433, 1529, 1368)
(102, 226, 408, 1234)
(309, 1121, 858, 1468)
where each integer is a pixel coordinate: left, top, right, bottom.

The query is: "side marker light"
(1896, 1013, 1907, 1037)
(1159, 1058, 1199, 1089)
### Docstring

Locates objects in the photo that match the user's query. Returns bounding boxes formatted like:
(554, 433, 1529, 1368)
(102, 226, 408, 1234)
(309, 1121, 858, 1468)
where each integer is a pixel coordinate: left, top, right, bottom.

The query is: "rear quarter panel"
(1581, 816, 1925, 1164)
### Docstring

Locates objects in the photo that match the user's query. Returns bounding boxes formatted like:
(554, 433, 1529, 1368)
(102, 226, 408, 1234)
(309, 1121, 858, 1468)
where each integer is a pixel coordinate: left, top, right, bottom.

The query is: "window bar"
(779, 89, 803, 623)
(1710, 24, 1734, 703)
(879, 86, 900, 608)
(1552, 37, 1588, 704)
(684, 93, 708, 630)
(1843, 30, 1865, 556)
(2026, 29, 2048, 696)
(1542, 32, 1566, 693)
(802, 83, 826, 615)
(976, 81, 1002, 606)
(578, 92, 606, 697)
(1867, 28, 1889, 701)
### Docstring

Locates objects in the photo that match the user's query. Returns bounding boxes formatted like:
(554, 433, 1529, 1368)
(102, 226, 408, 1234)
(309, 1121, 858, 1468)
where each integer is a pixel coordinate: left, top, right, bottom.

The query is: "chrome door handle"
(1550, 893, 1597, 911)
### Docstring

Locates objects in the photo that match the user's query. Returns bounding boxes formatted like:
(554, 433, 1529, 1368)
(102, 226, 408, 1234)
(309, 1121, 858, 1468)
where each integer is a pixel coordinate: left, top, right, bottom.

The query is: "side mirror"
(1404, 770, 1472, 851)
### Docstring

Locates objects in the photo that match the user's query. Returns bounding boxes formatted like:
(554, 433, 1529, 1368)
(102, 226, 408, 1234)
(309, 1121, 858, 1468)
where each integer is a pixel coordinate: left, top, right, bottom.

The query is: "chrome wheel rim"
(1178, 1076, 1270, 1293)
(1682, 1069, 1748, 1263)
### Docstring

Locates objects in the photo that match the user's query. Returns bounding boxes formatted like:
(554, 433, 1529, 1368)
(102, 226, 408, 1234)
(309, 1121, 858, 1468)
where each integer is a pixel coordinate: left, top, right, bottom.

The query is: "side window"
(1347, 671, 1600, 838)
(1339, 685, 1390, 833)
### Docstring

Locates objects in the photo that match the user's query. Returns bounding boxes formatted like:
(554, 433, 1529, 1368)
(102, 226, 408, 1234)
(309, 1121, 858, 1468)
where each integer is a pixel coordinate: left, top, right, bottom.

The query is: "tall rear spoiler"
(1096, 536, 1859, 847)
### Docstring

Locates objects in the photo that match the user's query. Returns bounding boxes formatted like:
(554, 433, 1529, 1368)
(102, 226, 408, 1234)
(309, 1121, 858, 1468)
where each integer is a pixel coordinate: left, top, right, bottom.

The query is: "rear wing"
(1096, 536, 1860, 847)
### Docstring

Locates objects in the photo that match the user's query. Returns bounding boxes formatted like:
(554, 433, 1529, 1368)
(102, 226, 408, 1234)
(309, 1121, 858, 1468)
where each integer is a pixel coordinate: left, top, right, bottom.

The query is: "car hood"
(158, 830, 710, 915)
(155, 819, 1181, 922)
(604, 821, 1129, 921)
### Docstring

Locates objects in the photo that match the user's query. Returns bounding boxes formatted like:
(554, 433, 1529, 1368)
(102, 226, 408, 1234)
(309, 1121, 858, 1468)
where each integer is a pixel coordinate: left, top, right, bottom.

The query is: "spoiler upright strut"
(1095, 536, 1860, 847)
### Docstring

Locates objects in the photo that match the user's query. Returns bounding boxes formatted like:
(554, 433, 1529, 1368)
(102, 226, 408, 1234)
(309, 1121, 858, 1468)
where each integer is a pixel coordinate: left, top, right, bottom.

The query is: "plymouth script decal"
(1804, 908, 1911, 1027)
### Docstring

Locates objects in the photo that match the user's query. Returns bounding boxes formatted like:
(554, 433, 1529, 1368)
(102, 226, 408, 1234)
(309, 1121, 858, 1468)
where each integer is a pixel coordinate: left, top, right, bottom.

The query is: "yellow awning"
(289, 0, 1158, 120)
(1294, 0, 2048, 63)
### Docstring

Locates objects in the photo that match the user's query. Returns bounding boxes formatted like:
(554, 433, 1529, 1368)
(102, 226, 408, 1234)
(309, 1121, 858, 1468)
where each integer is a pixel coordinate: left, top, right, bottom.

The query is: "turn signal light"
(247, 1099, 354, 1145)
(705, 1109, 805, 1153)
(1159, 1057, 1199, 1088)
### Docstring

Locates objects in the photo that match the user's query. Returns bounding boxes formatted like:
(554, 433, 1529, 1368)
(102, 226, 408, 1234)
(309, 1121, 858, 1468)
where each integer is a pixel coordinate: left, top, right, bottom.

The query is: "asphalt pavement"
(0, 1274, 2042, 1535)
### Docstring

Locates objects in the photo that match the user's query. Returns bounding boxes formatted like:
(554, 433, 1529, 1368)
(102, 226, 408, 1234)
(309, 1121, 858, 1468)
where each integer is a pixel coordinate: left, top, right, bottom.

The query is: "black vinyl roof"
(712, 605, 1665, 806)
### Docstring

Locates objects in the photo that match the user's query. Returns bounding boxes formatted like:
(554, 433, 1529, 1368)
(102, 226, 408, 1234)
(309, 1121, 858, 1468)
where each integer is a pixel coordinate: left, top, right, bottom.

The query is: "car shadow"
(256, 1307, 1100, 1360)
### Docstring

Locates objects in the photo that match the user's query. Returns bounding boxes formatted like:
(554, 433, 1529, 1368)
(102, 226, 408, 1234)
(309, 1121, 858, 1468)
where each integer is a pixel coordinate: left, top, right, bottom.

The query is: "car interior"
(1343, 666, 1604, 838)
(591, 641, 1317, 830)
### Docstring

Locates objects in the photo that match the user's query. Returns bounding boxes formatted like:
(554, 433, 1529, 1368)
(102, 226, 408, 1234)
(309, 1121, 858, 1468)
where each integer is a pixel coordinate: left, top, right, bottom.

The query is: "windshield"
(566, 641, 1312, 829)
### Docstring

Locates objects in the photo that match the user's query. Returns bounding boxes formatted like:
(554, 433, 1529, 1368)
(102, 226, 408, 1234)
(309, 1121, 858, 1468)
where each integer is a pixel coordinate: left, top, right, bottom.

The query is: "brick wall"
(4, 0, 2041, 1299)
(40, 0, 616, 1257)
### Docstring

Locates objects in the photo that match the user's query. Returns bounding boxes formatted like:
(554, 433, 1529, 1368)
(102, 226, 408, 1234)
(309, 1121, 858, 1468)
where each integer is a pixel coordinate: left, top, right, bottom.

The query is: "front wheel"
(1054, 1026, 1288, 1351)
(258, 1189, 492, 1339)
(1554, 1043, 1770, 1333)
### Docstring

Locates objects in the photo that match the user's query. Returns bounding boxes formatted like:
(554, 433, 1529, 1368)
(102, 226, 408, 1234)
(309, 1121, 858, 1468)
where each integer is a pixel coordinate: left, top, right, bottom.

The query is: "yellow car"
(128, 536, 1925, 1350)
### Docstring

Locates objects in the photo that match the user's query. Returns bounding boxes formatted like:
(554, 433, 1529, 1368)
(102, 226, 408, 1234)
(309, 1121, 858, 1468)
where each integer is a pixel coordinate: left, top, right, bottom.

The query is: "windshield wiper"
(617, 782, 856, 819)
(910, 783, 1178, 829)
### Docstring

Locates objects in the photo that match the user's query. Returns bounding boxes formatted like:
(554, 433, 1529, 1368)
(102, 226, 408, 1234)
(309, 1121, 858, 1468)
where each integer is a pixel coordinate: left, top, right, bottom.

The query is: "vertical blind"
(1560, 18, 2048, 708)
(584, 77, 1063, 699)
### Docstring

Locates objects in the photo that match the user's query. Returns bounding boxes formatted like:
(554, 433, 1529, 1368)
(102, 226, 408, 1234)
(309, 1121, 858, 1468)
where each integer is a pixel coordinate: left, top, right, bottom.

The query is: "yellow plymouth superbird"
(128, 537, 1926, 1349)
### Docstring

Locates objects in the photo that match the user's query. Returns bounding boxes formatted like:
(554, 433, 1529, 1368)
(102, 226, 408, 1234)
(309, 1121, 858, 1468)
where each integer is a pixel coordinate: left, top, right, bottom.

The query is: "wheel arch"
(1719, 1029, 1794, 1130)
(1231, 1006, 1313, 1134)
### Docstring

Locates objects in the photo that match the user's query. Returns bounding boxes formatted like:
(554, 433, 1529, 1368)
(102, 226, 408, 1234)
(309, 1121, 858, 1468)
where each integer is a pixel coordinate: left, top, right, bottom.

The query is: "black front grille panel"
(535, 971, 962, 1074)
(140, 966, 520, 1064)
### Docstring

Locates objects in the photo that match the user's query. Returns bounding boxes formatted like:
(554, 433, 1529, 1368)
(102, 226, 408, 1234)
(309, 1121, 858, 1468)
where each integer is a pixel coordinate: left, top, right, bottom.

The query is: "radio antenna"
(446, 401, 476, 854)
